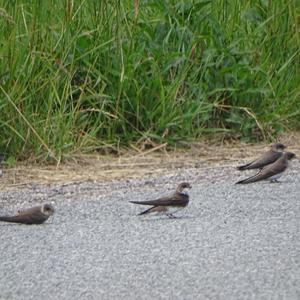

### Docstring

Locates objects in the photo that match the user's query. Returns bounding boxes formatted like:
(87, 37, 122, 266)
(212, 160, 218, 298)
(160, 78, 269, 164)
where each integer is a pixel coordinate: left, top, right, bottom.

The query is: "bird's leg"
(270, 179, 280, 183)
(167, 213, 177, 219)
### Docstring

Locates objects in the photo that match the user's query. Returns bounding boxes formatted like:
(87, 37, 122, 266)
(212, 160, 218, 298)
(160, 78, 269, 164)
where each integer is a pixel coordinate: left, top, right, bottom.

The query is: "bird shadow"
(0, 222, 54, 227)
(136, 215, 197, 223)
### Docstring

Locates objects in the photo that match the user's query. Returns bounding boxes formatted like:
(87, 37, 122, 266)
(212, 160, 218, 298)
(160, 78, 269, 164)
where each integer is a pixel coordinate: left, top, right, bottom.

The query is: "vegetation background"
(0, 0, 299, 162)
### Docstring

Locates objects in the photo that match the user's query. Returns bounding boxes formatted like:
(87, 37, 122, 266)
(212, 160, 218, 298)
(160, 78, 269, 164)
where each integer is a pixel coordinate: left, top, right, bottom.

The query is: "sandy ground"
(1, 136, 300, 189)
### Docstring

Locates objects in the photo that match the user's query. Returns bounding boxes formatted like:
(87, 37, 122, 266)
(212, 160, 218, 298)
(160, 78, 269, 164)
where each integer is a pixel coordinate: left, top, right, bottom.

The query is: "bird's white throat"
(180, 191, 189, 196)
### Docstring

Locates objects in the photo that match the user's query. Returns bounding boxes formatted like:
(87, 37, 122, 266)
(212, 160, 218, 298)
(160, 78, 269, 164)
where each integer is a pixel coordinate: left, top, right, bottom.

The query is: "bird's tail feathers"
(130, 200, 144, 205)
(0, 216, 15, 223)
(236, 163, 251, 171)
(235, 174, 258, 184)
(138, 207, 153, 215)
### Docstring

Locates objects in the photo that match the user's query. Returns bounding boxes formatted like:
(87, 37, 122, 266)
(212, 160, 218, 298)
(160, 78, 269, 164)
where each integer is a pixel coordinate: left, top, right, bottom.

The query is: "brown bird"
(237, 143, 286, 171)
(236, 152, 296, 184)
(0, 204, 55, 225)
(130, 182, 191, 218)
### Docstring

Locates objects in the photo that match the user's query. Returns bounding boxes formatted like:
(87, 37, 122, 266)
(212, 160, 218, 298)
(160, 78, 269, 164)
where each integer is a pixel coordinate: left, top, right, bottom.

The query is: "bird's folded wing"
(248, 160, 286, 181)
(248, 151, 282, 169)
(0, 214, 38, 223)
(130, 193, 188, 206)
(259, 161, 285, 177)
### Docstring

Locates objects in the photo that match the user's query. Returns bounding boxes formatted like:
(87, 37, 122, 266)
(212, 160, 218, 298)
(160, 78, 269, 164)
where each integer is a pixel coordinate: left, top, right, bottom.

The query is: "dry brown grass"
(1, 133, 299, 188)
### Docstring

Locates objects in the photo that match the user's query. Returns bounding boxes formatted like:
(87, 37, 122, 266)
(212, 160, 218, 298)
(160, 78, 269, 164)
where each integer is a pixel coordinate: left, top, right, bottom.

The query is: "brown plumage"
(130, 182, 191, 218)
(0, 204, 55, 225)
(237, 143, 286, 171)
(236, 152, 295, 184)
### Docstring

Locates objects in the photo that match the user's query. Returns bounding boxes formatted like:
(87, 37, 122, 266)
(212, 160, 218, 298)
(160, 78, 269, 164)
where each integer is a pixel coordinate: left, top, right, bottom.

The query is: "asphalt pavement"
(0, 164, 299, 300)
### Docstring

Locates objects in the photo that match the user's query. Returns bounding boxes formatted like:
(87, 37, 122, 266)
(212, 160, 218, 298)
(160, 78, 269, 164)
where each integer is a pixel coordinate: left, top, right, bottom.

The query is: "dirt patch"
(1, 137, 299, 189)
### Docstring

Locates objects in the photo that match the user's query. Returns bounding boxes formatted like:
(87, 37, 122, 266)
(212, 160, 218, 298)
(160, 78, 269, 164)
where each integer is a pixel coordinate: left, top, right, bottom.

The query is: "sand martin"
(0, 204, 55, 225)
(237, 143, 286, 171)
(130, 182, 191, 218)
(236, 152, 296, 184)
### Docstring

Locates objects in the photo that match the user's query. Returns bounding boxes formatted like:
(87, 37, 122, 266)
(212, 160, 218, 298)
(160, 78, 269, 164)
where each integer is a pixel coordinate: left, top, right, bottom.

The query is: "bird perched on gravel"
(130, 182, 191, 218)
(237, 143, 286, 171)
(236, 152, 296, 184)
(0, 204, 54, 225)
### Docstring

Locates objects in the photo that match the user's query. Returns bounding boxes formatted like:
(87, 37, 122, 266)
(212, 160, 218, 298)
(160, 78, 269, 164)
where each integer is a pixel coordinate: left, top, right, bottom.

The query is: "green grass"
(0, 0, 299, 162)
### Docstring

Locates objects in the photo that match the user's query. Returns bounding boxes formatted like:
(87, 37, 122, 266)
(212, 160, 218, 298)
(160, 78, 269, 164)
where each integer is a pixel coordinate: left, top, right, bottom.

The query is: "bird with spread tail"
(237, 143, 286, 171)
(0, 204, 54, 225)
(236, 152, 296, 184)
(130, 182, 191, 218)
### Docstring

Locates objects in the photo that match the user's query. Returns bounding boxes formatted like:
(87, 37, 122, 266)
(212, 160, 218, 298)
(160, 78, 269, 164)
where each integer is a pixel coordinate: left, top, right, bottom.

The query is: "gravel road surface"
(0, 163, 299, 300)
